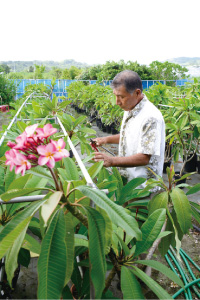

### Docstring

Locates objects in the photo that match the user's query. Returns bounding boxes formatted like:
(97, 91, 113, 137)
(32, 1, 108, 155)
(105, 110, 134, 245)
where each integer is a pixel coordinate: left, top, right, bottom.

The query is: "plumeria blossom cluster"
(5, 124, 69, 176)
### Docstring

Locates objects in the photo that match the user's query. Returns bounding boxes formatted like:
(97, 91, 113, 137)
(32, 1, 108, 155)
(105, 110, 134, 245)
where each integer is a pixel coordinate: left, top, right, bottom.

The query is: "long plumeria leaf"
(0, 217, 32, 259)
(131, 266, 173, 299)
(41, 191, 63, 226)
(186, 183, 200, 195)
(134, 208, 166, 257)
(97, 207, 112, 255)
(38, 209, 67, 300)
(111, 167, 123, 201)
(22, 233, 41, 255)
(121, 266, 145, 299)
(0, 199, 46, 250)
(170, 188, 192, 234)
(63, 157, 79, 180)
(119, 177, 146, 204)
(135, 260, 184, 288)
(87, 161, 104, 180)
(5, 229, 28, 286)
(7, 174, 32, 190)
(74, 234, 88, 247)
(76, 186, 141, 239)
(148, 191, 168, 215)
(86, 206, 106, 299)
(1, 188, 48, 202)
(27, 166, 55, 187)
(64, 213, 75, 286)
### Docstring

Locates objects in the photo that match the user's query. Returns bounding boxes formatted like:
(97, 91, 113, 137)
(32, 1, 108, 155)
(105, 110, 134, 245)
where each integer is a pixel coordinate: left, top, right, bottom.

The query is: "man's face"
(113, 85, 141, 111)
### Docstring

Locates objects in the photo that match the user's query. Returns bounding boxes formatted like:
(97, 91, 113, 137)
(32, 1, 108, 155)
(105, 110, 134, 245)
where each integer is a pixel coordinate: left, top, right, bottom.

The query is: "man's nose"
(116, 97, 121, 105)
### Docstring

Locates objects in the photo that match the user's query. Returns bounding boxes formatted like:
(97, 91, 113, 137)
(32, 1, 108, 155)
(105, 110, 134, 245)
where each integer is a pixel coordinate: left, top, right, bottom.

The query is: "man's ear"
(135, 88, 142, 97)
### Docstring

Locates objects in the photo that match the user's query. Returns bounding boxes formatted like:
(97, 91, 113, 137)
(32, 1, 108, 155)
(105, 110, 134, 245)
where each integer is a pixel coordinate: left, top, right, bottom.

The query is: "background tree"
(28, 66, 34, 73)
(0, 74, 16, 104)
(34, 64, 46, 79)
(68, 66, 82, 79)
(0, 64, 11, 74)
(149, 61, 188, 80)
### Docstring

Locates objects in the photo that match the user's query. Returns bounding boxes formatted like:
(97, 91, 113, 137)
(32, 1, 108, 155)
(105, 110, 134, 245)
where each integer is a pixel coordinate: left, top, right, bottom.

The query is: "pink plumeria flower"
(5, 149, 18, 171)
(7, 141, 16, 148)
(25, 124, 38, 137)
(15, 152, 31, 176)
(14, 132, 28, 150)
(27, 154, 38, 161)
(37, 143, 62, 168)
(51, 139, 69, 158)
(36, 124, 57, 139)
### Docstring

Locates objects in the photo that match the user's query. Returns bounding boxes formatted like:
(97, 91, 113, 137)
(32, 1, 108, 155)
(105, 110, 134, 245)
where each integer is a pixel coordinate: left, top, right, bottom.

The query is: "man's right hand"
(91, 137, 108, 146)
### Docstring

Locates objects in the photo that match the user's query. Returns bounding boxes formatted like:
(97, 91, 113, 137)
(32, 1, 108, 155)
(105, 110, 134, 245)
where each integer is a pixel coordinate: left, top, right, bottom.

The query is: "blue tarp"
(13, 79, 194, 99)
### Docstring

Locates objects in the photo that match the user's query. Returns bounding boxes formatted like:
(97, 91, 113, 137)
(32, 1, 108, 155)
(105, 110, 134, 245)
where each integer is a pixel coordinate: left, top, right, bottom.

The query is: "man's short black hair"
(111, 70, 143, 93)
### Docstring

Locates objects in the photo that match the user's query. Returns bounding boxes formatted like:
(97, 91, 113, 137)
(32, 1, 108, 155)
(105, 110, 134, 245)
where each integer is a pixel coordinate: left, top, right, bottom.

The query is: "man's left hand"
(93, 152, 114, 167)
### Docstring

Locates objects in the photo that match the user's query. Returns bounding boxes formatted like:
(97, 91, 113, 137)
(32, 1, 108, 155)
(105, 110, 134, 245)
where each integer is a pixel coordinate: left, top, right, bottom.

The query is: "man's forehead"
(113, 85, 127, 95)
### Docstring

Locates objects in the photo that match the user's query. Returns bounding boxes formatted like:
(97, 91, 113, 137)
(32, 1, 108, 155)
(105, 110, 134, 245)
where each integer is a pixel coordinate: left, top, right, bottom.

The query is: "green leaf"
(186, 183, 200, 195)
(63, 157, 79, 180)
(86, 206, 106, 299)
(1, 188, 42, 201)
(22, 233, 41, 255)
(148, 191, 168, 215)
(96, 207, 112, 254)
(7, 174, 32, 190)
(87, 161, 104, 180)
(131, 266, 173, 299)
(64, 213, 75, 286)
(74, 234, 88, 247)
(135, 260, 184, 288)
(0, 217, 31, 260)
(191, 206, 200, 223)
(27, 166, 55, 187)
(76, 186, 141, 239)
(5, 223, 30, 285)
(79, 127, 96, 135)
(170, 188, 192, 233)
(119, 177, 146, 203)
(0, 200, 46, 259)
(41, 191, 63, 226)
(5, 168, 20, 191)
(121, 266, 145, 299)
(134, 208, 166, 257)
(37, 209, 67, 300)
(111, 167, 123, 201)
(73, 115, 87, 128)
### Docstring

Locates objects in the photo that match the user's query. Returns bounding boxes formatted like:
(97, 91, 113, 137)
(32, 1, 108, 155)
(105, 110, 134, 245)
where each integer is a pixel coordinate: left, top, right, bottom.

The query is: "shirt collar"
(128, 94, 147, 118)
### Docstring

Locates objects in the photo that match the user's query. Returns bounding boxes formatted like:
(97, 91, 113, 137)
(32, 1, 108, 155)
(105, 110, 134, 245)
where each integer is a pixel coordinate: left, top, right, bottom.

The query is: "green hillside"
(0, 59, 90, 72)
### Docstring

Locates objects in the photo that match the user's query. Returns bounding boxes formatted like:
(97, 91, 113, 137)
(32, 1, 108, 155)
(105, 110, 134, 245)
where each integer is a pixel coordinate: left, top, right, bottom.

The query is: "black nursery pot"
(163, 161, 171, 173)
(184, 153, 197, 172)
(174, 171, 186, 188)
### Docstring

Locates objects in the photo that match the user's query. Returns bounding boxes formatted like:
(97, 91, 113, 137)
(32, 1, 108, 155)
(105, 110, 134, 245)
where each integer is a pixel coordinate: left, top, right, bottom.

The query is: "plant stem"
(103, 266, 117, 294)
(144, 218, 167, 276)
(64, 199, 88, 228)
(48, 167, 61, 191)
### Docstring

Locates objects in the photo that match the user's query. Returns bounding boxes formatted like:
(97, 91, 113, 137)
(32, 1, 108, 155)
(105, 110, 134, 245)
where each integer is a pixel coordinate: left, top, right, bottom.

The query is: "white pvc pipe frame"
(0, 93, 97, 204)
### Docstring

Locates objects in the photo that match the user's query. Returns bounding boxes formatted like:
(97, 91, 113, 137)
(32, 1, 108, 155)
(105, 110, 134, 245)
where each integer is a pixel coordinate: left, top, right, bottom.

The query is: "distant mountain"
(0, 59, 90, 72)
(167, 57, 200, 66)
(166, 57, 200, 77)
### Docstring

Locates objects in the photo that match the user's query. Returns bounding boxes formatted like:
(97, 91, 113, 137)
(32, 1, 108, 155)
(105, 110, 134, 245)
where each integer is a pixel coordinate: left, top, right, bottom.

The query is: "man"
(93, 70, 165, 187)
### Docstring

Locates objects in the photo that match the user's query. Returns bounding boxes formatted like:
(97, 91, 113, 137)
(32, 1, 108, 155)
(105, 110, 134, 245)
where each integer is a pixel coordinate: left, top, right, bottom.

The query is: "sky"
(0, 0, 200, 66)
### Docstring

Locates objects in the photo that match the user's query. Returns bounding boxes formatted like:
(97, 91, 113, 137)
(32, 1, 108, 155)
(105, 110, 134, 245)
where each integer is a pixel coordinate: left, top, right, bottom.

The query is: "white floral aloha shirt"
(118, 95, 165, 188)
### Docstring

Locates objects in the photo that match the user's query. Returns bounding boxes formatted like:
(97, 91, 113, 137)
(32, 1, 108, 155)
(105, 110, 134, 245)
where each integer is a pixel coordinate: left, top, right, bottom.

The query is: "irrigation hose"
(170, 246, 200, 299)
(173, 279, 200, 299)
(165, 248, 200, 300)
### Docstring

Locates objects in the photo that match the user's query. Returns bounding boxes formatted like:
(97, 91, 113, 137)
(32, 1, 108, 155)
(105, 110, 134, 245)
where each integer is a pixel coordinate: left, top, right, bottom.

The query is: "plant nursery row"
(0, 79, 199, 299)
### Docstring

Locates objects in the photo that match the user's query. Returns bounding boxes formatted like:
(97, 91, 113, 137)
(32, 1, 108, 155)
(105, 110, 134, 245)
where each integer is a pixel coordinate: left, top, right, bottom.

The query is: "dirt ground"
(0, 111, 199, 299)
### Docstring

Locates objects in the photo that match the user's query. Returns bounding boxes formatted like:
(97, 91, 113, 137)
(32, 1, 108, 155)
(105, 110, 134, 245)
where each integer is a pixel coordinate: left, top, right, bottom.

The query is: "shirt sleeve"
(137, 117, 162, 156)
